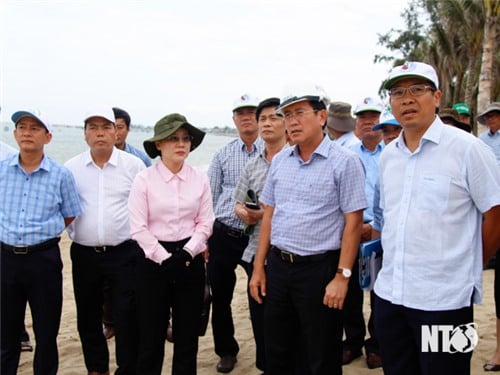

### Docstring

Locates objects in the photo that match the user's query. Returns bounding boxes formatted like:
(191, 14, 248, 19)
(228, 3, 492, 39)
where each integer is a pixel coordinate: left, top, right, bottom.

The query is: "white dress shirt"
(65, 147, 145, 246)
(374, 117, 500, 310)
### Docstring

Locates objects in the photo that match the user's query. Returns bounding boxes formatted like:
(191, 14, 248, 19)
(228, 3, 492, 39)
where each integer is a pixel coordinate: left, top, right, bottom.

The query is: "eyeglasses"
(258, 114, 283, 123)
(165, 134, 193, 143)
(283, 110, 318, 122)
(389, 84, 435, 99)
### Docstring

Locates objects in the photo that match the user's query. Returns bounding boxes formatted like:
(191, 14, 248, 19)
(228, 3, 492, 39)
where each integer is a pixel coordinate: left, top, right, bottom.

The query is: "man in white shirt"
(65, 108, 145, 375)
(374, 61, 500, 375)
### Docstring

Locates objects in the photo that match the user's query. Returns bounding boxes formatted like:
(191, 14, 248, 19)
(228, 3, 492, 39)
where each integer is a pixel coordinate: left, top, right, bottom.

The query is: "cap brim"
(372, 118, 401, 130)
(11, 111, 50, 133)
(383, 74, 435, 90)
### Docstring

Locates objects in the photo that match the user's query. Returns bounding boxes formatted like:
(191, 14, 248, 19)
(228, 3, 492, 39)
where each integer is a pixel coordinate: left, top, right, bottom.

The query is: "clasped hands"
(160, 248, 193, 278)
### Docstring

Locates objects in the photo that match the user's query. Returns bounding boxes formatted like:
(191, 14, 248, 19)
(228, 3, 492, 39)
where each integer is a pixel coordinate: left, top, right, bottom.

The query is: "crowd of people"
(1, 61, 500, 375)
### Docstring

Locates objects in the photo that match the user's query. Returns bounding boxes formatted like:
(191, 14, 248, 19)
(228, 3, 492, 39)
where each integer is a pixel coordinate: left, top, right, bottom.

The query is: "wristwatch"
(337, 267, 352, 278)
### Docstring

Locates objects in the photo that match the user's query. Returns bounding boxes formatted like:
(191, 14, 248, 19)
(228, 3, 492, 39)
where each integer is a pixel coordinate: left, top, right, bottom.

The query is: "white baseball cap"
(232, 94, 259, 112)
(276, 83, 330, 114)
(84, 107, 116, 125)
(11, 109, 52, 134)
(354, 97, 384, 115)
(384, 61, 439, 90)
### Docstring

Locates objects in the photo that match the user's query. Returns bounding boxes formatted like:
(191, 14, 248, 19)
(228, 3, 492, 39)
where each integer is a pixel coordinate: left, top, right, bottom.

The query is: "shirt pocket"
(415, 174, 451, 212)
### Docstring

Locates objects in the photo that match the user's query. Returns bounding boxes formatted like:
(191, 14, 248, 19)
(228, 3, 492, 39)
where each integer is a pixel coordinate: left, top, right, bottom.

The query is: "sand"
(17, 233, 496, 374)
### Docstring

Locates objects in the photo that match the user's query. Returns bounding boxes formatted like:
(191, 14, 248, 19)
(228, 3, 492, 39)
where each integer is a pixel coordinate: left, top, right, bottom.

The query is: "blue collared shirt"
(124, 142, 152, 167)
(208, 137, 263, 229)
(0, 154, 82, 245)
(349, 141, 384, 223)
(375, 117, 500, 310)
(260, 136, 367, 255)
(479, 130, 500, 165)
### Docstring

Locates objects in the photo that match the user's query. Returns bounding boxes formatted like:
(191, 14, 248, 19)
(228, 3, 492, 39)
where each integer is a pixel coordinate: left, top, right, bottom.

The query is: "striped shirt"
(0, 154, 82, 245)
(208, 137, 263, 229)
(260, 136, 367, 255)
(233, 147, 282, 262)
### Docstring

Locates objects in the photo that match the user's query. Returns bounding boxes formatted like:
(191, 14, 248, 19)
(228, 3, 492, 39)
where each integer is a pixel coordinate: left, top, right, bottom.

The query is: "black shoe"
(484, 255, 497, 270)
(342, 349, 362, 365)
(216, 355, 237, 373)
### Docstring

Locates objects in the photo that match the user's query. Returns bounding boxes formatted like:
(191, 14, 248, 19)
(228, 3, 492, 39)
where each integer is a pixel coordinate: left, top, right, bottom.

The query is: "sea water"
(1, 125, 234, 170)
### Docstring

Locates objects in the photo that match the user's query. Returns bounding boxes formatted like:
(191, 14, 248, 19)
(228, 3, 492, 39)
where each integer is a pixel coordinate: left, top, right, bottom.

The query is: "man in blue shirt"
(477, 102, 500, 164)
(207, 93, 263, 373)
(0, 109, 82, 375)
(250, 85, 367, 374)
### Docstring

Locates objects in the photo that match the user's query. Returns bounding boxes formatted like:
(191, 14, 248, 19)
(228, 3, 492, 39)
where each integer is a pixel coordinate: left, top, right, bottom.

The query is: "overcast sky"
(0, 0, 407, 128)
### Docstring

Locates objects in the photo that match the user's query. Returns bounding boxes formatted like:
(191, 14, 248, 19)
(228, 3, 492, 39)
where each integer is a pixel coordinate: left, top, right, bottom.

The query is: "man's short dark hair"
(112, 107, 131, 129)
(256, 98, 281, 120)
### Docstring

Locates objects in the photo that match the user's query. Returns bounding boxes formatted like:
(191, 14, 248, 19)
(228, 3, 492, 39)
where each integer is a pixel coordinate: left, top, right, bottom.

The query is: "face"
(115, 118, 129, 148)
(380, 125, 402, 144)
(459, 114, 470, 125)
(257, 107, 286, 144)
(232, 107, 258, 138)
(282, 101, 326, 146)
(155, 127, 191, 165)
(484, 111, 500, 133)
(14, 117, 52, 153)
(356, 111, 382, 142)
(389, 78, 441, 132)
(84, 116, 116, 152)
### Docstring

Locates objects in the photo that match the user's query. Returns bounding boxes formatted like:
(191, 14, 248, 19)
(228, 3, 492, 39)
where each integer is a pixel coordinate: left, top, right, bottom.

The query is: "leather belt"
(214, 220, 247, 239)
(76, 240, 133, 253)
(1, 237, 61, 255)
(271, 246, 336, 264)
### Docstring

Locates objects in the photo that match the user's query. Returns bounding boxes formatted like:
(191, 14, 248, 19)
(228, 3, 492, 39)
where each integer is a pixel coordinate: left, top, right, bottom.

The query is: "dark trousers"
(136, 240, 205, 375)
(1, 244, 62, 375)
(70, 241, 139, 374)
(242, 260, 266, 371)
(264, 249, 343, 375)
(373, 293, 473, 375)
(342, 260, 366, 353)
(207, 222, 248, 358)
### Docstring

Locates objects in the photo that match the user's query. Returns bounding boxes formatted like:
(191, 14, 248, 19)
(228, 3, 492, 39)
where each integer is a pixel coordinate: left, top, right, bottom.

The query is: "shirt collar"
(395, 115, 443, 150)
(12, 154, 50, 172)
(237, 137, 264, 152)
(157, 160, 188, 181)
(84, 147, 119, 167)
(288, 135, 330, 160)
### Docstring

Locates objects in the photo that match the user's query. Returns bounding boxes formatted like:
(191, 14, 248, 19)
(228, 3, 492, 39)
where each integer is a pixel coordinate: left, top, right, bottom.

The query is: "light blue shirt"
(349, 141, 384, 223)
(124, 142, 152, 167)
(374, 117, 500, 310)
(479, 130, 500, 165)
(332, 131, 359, 148)
(208, 137, 263, 229)
(0, 154, 82, 245)
(260, 136, 367, 255)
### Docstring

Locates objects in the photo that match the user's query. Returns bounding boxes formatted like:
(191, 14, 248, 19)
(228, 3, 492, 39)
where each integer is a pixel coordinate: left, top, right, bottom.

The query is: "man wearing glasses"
(249, 85, 367, 374)
(373, 62, 500, 375)
(65, 108, 145, 375)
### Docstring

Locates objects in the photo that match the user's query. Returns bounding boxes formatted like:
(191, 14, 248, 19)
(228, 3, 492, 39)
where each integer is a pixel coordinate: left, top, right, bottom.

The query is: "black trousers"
(341, 260, 366, 353)
(374, 293, 473, 375)
(71, 241, 139, 374)
(264, 249, 343, 375)
(241, 260, 266, 371)
(1, 244, 62, 375)
(207, 222, 248, 358)
(136, 240, 205, 375)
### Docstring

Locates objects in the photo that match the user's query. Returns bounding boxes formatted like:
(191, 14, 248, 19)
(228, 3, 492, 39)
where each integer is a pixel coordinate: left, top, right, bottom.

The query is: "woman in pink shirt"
(128, 113, 215, 375)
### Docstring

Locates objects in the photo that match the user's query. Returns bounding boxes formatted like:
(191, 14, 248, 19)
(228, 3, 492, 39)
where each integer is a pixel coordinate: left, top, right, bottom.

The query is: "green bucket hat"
(143, 113, 205, 158)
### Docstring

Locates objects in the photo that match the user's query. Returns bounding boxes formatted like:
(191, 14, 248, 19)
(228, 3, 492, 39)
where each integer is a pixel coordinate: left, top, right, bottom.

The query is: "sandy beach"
(17, 233, 496, 375)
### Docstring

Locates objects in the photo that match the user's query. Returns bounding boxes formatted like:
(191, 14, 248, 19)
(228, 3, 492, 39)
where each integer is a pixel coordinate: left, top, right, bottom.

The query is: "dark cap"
(326, 102, 355, 132)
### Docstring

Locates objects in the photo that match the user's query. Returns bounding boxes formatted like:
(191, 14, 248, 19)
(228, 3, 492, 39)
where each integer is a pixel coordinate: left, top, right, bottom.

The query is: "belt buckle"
(13, 246, 29, 255)
(94, 246, 106, 253)
(227, 228, 242, 238)
(280, 250, 294, 263)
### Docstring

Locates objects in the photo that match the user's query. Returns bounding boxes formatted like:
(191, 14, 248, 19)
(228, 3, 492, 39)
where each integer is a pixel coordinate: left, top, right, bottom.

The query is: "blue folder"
(358, 238, 383, 292)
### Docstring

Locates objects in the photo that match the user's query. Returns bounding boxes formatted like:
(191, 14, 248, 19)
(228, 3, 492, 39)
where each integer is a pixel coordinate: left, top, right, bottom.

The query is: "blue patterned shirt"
(479, 130, 500, 165)
(124, 143, 152, 167)
(260, 136, 367, 255)
(208, 137, 263, 229)
(0, 154, 82, 245)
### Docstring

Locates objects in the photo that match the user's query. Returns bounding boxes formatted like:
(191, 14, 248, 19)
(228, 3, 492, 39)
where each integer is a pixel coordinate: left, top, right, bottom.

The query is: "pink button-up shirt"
(128, 161, 214, 264)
